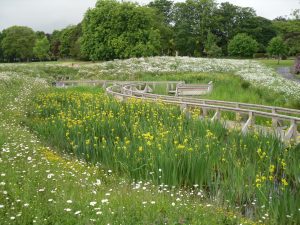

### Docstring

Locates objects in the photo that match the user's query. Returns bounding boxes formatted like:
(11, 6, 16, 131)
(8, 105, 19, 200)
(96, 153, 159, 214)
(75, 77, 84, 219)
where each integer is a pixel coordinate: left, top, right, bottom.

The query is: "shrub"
(253, 53, 267, 58)
(228, 33, 258, 58)
(241, 80, 251, 89)
(267, 36, 287, 64)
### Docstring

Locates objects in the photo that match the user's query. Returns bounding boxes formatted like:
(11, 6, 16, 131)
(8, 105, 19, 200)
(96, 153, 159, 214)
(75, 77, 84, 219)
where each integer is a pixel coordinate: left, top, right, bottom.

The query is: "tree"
(148, 0, 173, 25)
(33, 36, 50, 61)
(59, 24, 83, 59)
(290, 9, 300, 20)
(273, 19, 300, 56)
(81, 0, 161, 61)
(173, 0, 218, 56)
(0, 32, 3, 62)
(228, 33, 258, 58)
(240, 16, 276, 52)
(204, 31, 222, 57)
(148, 0, 175, 55)
(215, 2, 256, 54)
(49, 30, 62, 60)
(267, 37, 287, 64)
(1, 26, 36, 62)
(36, 31, 46, 39)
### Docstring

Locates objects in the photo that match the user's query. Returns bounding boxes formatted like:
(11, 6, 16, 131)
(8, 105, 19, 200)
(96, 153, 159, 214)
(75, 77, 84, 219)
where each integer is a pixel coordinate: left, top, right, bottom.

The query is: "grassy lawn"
(138, 72, 297, 108)
(256, 58, 295, 69)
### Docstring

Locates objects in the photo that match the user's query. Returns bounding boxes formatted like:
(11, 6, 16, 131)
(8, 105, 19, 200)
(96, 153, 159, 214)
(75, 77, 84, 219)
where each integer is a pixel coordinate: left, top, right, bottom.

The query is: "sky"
(0, 0, 299, 33)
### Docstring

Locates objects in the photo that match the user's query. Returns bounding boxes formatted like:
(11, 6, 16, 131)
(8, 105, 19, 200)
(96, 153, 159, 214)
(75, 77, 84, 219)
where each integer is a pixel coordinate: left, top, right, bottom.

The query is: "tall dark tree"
(148, 0, 174, 55)
(204, 31, 222, 57)
(36, 31, 46, 39)
(273, 19, 300, 56)
(173, 0, 217, 56)
(0, 32, 3, 61)
(148, 0, 173, 24)
(244, 17, 276, 52)
(49, 30, 62, 60)
(59, 24, 83, 59)
(215, 3, 257, 54)
(1, 26, 36, 62)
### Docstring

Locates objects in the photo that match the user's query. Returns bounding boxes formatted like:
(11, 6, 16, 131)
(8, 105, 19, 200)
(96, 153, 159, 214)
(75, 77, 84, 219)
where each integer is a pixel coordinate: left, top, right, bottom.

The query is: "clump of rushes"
(26, 88, 300, 224)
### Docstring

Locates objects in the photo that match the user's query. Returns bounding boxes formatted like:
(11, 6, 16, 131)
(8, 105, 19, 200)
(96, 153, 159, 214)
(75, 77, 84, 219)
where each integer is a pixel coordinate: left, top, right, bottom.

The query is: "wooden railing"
(108, 82, 300, 143)
(54, 80, 184, 90)
(55, 80, 300, 143)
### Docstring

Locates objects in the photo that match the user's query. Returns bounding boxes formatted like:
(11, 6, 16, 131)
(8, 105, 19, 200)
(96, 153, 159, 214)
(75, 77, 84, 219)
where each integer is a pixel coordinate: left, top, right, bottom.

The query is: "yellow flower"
(269, 165, 275, 173)
(177, 144, 185, 150)
(281, 159, 286, 170)
(138, 146, 143, 152)
(281, 178, 288, 186)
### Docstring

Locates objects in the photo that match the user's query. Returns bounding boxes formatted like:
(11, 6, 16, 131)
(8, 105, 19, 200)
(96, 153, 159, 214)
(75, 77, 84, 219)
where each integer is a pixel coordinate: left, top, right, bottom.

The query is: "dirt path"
(277, 67, 300, 83)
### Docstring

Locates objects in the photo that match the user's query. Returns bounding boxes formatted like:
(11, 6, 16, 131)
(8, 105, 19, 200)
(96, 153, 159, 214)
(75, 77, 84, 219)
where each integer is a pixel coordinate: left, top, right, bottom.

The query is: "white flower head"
(89, 201, 97, 206)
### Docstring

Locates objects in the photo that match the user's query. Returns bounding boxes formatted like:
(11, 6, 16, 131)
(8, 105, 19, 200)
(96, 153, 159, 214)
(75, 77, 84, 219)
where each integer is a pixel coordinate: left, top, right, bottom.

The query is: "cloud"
(0, 0, 299, 33)
(0, 0, 97, 32)
(216, 0, 300, 19)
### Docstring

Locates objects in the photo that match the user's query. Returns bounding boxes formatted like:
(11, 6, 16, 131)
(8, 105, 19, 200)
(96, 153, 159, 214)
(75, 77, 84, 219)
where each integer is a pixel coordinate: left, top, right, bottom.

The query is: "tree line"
(0, 0, 299, 62)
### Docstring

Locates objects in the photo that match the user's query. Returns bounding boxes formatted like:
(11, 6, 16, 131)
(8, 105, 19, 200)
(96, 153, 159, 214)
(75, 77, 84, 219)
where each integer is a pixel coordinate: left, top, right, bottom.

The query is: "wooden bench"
(175, 81, 213, 96)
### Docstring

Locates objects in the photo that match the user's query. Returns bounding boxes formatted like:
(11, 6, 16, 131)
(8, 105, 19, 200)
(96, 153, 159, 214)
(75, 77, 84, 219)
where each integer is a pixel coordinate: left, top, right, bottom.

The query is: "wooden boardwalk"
(55, 80, 300, 144)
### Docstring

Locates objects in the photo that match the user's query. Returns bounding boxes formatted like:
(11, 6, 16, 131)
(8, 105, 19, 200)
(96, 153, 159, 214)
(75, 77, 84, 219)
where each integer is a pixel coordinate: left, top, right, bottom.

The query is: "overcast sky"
(0, 0, 299, 33)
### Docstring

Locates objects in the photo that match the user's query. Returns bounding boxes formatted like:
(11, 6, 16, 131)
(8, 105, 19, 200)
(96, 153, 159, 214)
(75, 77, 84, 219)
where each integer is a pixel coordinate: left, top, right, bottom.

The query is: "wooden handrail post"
(202, 101, 207, 118)
(236, 103, 241, 121)
(211, 108, 220, 121)
(284, 120, 297, 142)
(272, 108, 278, 128)
(180, 103, 187, 111)
(242, 111, 254, 134)
(208, 81, 213, 93)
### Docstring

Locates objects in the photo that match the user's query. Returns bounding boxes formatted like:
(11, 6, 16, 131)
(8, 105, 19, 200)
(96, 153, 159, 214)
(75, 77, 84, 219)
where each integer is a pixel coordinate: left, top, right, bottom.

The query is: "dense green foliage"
(81, 0, 161, 60)
(0, 0, 299, 61)
(59, 24, 83, 59)
(33, 36, 50, 60)
(228, 33, 258, 58)
(204, 32, 222, 57)
(1, 26, 36, 61)
(267, 37, 287, 64)
(273, 19, 300, 56)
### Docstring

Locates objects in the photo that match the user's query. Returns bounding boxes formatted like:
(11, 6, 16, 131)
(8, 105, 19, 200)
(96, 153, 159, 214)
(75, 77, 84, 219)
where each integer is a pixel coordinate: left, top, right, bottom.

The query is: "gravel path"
(277, 67, 300, 83)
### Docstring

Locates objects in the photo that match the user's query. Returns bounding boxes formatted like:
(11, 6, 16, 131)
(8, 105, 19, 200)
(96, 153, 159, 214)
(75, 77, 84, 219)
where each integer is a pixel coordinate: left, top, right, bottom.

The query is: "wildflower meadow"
(0, 57, 299, 224)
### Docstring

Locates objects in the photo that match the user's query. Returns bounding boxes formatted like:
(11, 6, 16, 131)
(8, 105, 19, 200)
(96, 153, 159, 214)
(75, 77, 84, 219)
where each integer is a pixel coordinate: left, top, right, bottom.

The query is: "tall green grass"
(26, 88, 300, 224)
(0, 77, 255, 225)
